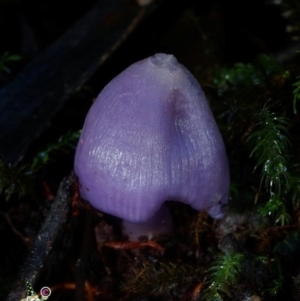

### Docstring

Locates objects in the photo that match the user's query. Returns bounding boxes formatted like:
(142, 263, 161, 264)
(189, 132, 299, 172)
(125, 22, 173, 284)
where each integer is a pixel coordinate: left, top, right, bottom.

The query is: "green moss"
(204, 252, 243, 301)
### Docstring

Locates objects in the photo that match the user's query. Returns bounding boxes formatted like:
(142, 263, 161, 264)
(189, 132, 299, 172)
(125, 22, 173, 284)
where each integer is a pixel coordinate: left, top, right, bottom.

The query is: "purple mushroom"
(74, 53, 229, 240)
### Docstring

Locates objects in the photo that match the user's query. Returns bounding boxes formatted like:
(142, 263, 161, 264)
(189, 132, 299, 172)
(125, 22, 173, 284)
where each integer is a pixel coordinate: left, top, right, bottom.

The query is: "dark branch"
(5, 175, 73, 301)
(0, 0, 152, 163)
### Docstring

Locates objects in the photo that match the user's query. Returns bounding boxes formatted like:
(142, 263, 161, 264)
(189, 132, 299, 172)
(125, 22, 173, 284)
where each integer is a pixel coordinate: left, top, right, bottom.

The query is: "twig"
(0, 0, 156, 163)
(104, 240, 164, 251)
(5, 174, 73, 301)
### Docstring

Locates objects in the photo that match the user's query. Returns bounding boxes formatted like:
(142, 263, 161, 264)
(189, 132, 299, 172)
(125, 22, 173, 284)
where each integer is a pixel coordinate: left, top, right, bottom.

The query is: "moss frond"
(247, 105, 290, 193)
(258, 194, 291, 226)
(0, 52, 22, 74)
(213, 62, 264, 93)
(123, 262, 204, 296)
(0, 156, 33, 201)
(0, 130, 80, 201)
(204, 252, 243, 301)
(212, 54, 289, 95)
(30, 130, 80, 172)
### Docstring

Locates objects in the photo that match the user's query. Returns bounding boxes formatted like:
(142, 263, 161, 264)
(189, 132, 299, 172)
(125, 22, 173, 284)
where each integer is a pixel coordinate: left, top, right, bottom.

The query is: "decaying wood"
(5, 175, 73, 301)
(0, 0, 156, 163)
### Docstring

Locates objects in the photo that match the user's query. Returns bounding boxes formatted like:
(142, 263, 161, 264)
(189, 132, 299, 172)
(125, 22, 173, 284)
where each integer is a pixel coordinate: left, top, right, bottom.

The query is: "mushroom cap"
(75, 53, 229, 223)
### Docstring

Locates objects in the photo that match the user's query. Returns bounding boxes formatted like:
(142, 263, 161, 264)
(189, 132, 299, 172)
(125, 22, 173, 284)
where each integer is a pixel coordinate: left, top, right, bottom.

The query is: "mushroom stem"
(122, 204, 173, 241)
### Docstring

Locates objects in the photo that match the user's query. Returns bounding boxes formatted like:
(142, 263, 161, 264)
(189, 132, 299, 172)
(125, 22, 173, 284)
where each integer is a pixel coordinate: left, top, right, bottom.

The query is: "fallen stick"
(0, 0, 154, 163)
(5, 175, 73, 301)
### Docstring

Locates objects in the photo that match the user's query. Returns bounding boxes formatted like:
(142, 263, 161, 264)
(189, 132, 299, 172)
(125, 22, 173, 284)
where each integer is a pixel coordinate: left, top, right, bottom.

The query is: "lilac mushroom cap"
(74, 53, 229, 240)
